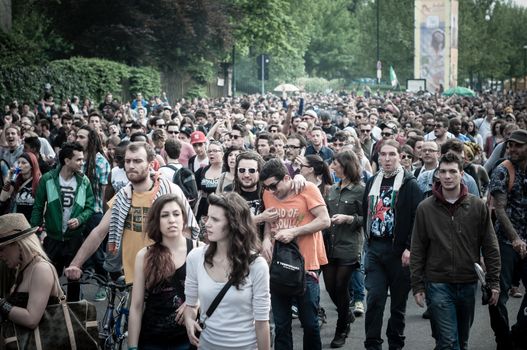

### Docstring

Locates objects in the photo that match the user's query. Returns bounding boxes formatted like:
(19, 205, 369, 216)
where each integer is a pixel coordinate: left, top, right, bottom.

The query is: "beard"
(127, 169, 150, 184)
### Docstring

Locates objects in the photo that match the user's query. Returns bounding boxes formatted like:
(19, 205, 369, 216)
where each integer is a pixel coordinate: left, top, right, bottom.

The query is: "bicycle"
(71, 272, 132, 350)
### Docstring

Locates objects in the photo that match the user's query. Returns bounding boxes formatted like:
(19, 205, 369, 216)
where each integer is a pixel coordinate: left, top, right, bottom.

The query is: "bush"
(0, 57, 161, 106)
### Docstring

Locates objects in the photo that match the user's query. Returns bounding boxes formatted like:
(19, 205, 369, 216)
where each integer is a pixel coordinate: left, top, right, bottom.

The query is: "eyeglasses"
(238, 168, 257, 174)
(263, 178, 282, 191)
(284, 145, 301, 150)
(381, 132, 393, 137)
(167, 130, 179, 134)
(360, 129, 371, 133)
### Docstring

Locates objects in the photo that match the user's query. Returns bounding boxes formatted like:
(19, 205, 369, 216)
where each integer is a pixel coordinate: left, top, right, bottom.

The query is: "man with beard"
(284, 133, 308, 177)
(225, 151, 278, 228)
(64, 142, 199, 284)
(488, 130, 527, 349)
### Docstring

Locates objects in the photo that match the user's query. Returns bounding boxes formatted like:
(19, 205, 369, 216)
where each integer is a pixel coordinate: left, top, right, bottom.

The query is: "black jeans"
(43, 235, 84, 301)
(489, 242, 527, 349)
(322, 260, 357, 331)
(364, 240, 411, 350)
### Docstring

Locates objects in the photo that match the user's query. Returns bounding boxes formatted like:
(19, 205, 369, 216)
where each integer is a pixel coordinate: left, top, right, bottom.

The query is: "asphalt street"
(79, 277, 524, 350)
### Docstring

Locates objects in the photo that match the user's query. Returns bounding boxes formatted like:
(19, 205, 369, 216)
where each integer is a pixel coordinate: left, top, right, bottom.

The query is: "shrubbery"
(0, 57, 161, 106)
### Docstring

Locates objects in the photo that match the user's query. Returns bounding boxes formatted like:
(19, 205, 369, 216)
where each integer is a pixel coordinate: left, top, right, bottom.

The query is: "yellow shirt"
(119, 189, 155, 283)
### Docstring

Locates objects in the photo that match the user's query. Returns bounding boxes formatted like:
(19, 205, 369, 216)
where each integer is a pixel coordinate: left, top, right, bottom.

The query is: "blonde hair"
(16, 234, 51, 268)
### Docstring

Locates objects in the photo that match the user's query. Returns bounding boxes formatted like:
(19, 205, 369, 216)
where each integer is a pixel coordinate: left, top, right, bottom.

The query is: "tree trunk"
(0, 0, 12, 33)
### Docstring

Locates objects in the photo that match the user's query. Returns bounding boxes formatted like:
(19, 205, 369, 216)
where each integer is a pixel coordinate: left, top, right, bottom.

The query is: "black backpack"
(162, 164, 198, 205)
(270, 240, 305, 296)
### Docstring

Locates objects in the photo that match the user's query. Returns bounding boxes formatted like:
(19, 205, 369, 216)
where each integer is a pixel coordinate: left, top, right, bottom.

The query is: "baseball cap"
(507, 130, 527, 144)
(179, 126, 193, 138)
(190, 131, 207, 144)
(303, 110, 318, 119)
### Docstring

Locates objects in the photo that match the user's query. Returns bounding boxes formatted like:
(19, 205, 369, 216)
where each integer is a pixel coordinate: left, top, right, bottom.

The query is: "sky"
(512, 0, 527, 7)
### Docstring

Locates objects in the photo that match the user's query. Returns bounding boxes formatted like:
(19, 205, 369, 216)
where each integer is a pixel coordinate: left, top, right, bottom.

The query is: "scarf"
(366, 165, 405, 238)
(108, 174, 167, 253)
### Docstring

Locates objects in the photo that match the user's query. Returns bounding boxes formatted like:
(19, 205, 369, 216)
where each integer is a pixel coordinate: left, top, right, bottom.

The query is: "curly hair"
(143, 194, 188, 290)
(205, 192, 261, 289)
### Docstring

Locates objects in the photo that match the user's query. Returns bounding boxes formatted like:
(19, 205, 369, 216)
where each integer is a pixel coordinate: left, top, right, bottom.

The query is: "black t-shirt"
(369, 176, 396, 238)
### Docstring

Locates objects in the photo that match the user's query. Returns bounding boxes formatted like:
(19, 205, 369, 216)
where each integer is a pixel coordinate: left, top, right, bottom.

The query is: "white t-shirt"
(185, 245, 270, 350)
(59, 174, 77, 233)
(159, 162, 183, 182)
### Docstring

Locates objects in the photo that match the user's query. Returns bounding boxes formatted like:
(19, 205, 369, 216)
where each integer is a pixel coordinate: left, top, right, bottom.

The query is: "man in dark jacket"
(410, 152, 500, 350)
(362, 139, 423, 350)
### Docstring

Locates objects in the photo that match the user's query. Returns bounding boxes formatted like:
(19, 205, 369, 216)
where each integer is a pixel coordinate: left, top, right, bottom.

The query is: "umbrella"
(442, 86, 476, 97)
(274, 83, 300, 92)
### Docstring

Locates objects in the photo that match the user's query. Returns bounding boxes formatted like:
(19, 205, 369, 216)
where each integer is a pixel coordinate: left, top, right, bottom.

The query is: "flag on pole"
(390, 66, 398, 87)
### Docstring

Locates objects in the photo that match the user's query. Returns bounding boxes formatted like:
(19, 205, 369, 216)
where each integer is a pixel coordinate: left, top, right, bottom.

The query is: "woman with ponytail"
(128, 194, 196, 350)
(297, 154, 333, 197)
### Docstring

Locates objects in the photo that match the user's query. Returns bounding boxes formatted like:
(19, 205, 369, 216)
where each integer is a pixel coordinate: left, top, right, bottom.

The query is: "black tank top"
(138, 238, 193, 346)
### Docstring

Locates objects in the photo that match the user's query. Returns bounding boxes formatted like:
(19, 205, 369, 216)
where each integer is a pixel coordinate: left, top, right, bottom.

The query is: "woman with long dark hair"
(322, 151, 365, 348)
(184, 192, 270, 350)
(128, 194, 195, 350)
(216, 146, 242, 194)
(297, 154, 333, 197)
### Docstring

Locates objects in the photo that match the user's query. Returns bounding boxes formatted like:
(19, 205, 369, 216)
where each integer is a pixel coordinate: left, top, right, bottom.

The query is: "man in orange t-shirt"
(260, 158, 330, 350)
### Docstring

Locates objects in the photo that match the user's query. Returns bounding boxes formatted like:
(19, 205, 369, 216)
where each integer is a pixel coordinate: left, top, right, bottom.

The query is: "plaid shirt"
(83, 152, 110, 213)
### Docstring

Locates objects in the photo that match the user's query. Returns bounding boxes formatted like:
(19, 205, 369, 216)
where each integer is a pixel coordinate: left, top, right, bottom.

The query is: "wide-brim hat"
(0, 213, 39, 247)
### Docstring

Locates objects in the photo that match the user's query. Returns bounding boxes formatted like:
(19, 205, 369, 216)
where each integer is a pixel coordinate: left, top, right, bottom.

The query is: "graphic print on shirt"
(125, 206, 150, 232)
(370, 186, 395, 238)
(61, 185, 76, 208)
(271, 207, 305, 232)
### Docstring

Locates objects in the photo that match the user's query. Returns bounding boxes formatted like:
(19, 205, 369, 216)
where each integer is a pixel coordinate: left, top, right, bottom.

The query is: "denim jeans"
(349, 252, 365, 303)
(364, 240, 411, 350)
(271, 272, 321, 350)
(489, 241, 527, 349)
(426, 282, 477, 350)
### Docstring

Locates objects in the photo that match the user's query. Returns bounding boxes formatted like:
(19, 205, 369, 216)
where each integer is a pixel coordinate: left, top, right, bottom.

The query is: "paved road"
(81, 279, 524, 349)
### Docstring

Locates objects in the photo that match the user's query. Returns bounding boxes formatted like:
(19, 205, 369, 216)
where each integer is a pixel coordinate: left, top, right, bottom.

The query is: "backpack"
(162, 164, 198, 205)
(269, 240, 305, 296)
(487, 159, 515, 223)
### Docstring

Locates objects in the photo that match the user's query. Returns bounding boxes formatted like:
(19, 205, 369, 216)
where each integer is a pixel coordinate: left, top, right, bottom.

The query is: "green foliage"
(185, 85, 208, 99)
(0, 58, 160, 105)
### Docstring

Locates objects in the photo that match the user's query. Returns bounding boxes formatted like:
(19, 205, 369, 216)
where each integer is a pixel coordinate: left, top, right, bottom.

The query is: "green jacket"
(31, 167, 94, 241)
(325, 182, 365, 261)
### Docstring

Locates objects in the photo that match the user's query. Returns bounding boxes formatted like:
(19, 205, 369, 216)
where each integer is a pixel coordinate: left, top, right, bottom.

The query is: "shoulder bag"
(1, 261, 99, 350)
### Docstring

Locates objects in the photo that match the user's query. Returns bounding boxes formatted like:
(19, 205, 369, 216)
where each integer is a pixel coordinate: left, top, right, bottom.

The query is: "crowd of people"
(0, 88, 526, 350)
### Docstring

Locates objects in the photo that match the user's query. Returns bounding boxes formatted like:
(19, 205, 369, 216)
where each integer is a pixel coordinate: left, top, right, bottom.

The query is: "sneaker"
(509, 287, 523, 298)
(353, 301, 365, 316)
(94, 287, 107, 302)
(291, 305, 298, 319)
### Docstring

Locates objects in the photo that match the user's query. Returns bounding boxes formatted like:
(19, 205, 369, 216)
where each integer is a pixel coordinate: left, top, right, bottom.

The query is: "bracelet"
(0, 298, 13, 318)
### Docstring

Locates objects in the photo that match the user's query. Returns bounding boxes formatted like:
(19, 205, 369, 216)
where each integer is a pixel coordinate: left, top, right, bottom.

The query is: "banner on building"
(414, 0, 458, 92)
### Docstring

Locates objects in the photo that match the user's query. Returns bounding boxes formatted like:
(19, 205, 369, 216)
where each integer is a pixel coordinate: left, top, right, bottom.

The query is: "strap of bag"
(205, 278, 234, 319)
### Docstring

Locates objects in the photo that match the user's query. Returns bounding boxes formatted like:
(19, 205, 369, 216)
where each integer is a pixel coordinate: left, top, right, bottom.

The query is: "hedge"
(0, 57, 161, 106)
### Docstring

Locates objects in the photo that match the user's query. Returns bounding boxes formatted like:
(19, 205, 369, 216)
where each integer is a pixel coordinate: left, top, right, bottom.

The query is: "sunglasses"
(360, 129, 371, 133)
(167, 130, 179, 134)
(238, 168, 257, 174)
(262, 178, 282, 191)
(401, 154, 412, 160)
(381, 132, 393, 137)
(434, 124, 444, 128)
(231, 134, 242, 140)
(156, 124, 166, 128)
